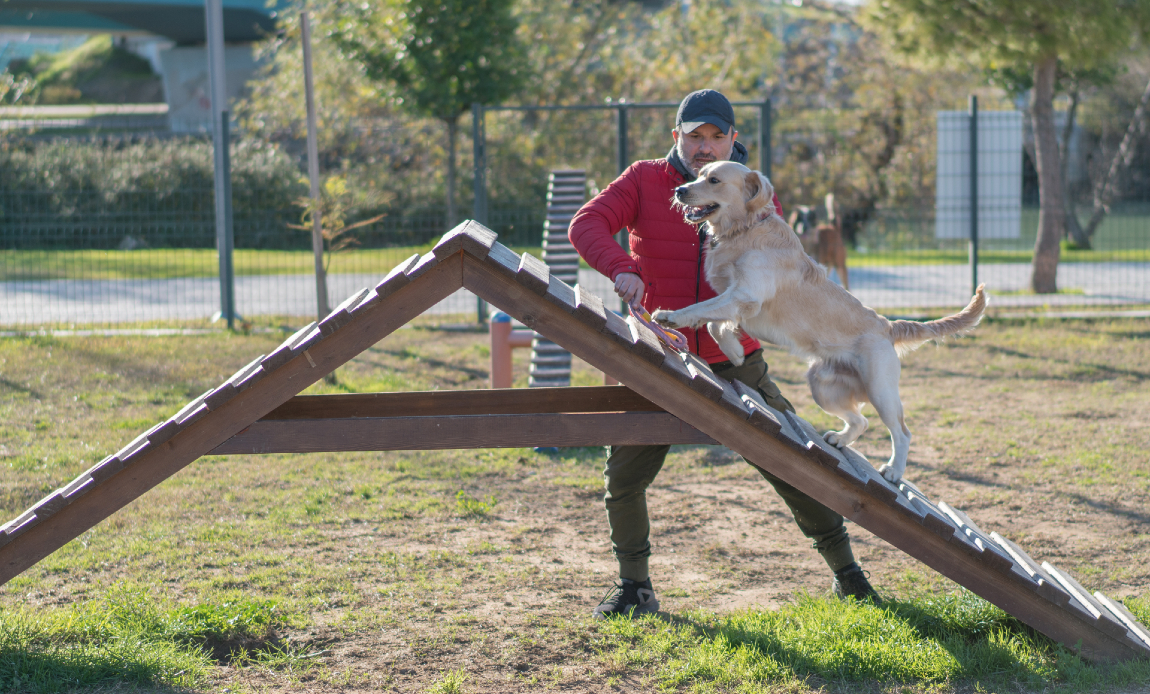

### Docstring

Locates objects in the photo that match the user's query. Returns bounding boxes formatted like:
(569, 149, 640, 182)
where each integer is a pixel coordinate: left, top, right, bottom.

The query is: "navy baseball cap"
(676, 89, 735, 134)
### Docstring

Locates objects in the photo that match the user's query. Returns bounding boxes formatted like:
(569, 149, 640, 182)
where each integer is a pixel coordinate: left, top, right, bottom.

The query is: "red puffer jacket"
(569, 158, 783, 364)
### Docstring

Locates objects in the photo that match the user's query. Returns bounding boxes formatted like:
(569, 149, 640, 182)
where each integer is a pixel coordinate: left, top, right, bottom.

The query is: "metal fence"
(2, 100, 1148, 330)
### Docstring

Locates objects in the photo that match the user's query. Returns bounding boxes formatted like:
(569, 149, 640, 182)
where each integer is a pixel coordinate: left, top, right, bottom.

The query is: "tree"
(332, 0, 528, 229)
(865, 0, 1150, 293)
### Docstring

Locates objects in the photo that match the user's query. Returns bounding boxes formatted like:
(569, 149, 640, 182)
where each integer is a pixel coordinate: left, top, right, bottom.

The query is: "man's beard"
(676, 140, 718, 178)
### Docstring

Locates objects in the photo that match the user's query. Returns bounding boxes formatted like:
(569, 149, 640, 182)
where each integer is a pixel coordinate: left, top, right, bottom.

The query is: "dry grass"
(0, 318, 1148, 692)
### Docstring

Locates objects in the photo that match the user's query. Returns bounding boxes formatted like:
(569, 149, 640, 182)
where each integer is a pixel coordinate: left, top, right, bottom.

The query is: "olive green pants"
(604, 349, 856, 582)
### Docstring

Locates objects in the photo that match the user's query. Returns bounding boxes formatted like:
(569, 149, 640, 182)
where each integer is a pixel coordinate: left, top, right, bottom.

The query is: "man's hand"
(614, 272, 645, 308)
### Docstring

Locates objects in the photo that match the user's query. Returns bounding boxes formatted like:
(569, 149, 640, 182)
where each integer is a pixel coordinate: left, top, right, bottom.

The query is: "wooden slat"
(1042, 562, 1133, 640)
(0, 252, 467, 589)
(457, 247, 1142, 662)
(212, 411, 717, 454)
(988, 532, 1072, 606)
(625, 317, 667, 365)
(405, 253, 442, 281)
(260, 386, 663, 420)
(319, 287, 371, 335)
(732, 381, 783, 436)
(681, 353, 725, 401)
(262, 323, 317, 373)
(371, 254, 421, 303)
(573, 284, 607, 330)
(483, 243, 522, 279)
(1094, 593, 1150, 651)
(938, 501, 1014, 570)
(517, 252, 550, 294)
(432, 219, 498, 260)
(544, 274, 577, 313)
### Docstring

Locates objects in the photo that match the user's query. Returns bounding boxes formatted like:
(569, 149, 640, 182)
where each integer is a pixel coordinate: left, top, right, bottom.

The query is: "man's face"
(672, 122, 737, 177)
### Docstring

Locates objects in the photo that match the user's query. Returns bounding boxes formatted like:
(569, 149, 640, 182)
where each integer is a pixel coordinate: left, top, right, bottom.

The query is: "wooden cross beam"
(210, 386, 717, 453)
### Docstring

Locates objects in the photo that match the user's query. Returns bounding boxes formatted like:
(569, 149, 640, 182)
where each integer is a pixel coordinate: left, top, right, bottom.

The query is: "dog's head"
(672, 161, 775, 233)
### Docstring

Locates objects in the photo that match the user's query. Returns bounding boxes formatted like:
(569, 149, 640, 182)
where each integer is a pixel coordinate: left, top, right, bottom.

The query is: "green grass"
(596, 592, 1150, 692)
(0, 585, 288, 692)
(849, 247, 1150, 265)
(0, 245, 545, 281)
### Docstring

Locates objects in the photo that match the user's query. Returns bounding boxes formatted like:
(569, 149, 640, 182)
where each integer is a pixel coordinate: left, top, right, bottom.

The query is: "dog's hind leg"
(708, 320, 746, 365)
(860, 344, 911, 483)
(808, 359, 868, 448)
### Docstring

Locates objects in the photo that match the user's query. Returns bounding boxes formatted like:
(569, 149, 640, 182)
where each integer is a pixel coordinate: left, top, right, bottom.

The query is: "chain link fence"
(2, 101, 1148, 330)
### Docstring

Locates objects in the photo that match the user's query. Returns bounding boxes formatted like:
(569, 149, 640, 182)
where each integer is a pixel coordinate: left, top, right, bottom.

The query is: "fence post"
(206, 0, 236, 329)
(760, 98, 772, 179)
(472, 102, 488, 323)
(969, 95, 979, 296)
(301, 7, 329, 322)
(616, 103, 629, 175)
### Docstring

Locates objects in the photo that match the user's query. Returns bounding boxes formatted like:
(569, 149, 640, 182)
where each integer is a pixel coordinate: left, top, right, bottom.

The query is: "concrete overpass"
(0, 0, 288, 131)
(0, 0, 281, 44)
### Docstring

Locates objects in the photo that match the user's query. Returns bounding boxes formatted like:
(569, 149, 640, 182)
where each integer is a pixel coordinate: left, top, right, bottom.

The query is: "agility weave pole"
(2, 220, 1148, 662)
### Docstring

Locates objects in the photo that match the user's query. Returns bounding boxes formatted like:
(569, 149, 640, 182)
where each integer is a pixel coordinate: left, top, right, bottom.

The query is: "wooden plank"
(543, 275, 577, 313)
(262, 323, 317, 373)
(601, 307, 636, 348)
(0, 252, 466, 591)
(988, 532, 1073, 607)
(260, 386, 663, 420)
(682, 353, 725, 401)
(456, 250, 1143, 662)
(212, 411, 717, 454)
(1094, 593, 1150, 652)
(625, 316, 667, 365)
(937, 502, 1014, 570)
(898, 481, 959, 540)
(484, 243, 523, 279)
(732, 381, 783, 436)
(573, 285, 607, 330)
(319, 287, 371, 335)
(517, 252, 550, 295)
(1042, 562, 1133, 640)
(372, 254, 421, 303)
(432, 219, 498, 260)
(405, 253, 442, 281)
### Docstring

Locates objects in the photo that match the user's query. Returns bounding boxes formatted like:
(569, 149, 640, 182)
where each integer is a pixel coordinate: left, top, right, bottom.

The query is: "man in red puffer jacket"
(570, 89, 879, 619)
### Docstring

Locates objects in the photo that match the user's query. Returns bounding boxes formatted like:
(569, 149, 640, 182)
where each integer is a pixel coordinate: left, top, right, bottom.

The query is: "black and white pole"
(206, 0, 236, 328)
(969, 94, 979, 296)
(301, 7, 329, 321)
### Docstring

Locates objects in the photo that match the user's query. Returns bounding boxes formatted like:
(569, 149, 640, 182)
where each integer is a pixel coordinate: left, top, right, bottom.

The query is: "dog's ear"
(744, 171, 774, 215)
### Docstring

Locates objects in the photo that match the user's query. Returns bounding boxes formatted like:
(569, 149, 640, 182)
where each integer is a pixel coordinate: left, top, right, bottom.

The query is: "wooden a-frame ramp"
(3, 221, 1149, 662)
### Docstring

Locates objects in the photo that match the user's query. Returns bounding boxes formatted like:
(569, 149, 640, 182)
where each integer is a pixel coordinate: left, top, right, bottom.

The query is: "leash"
(627, 304, 689, 352)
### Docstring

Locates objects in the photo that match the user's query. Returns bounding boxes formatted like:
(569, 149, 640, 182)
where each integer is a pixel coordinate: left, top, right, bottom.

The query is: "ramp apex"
(433, 220, 498, 260)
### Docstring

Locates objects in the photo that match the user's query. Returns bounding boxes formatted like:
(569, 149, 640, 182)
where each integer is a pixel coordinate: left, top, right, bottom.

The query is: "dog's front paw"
(823, 431, 845, 448)
(877, 462, 904, 484)
(651, 309, 684, 328)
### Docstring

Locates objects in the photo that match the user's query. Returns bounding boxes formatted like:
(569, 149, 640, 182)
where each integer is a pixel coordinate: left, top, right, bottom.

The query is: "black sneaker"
(592, 578, 660, 619)
(832, 563, 881, 605)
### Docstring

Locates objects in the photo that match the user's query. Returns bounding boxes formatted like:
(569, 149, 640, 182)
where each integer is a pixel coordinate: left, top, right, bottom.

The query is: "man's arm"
(568, 163, 644, 284)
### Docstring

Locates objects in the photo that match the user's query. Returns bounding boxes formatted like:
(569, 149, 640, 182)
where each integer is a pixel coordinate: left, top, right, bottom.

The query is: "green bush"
(0, 136, 308, 250)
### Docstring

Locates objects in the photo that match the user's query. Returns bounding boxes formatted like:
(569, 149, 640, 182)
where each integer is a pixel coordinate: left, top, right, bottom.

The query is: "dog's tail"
(889, 284, 987, 355)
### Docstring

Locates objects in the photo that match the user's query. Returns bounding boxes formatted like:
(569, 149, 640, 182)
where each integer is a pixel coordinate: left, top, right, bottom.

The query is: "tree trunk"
(1059, 87, 1092, 249)
(1030, 55, 1064, 294)
(446, 116, 458, 230)
(1083, 73, 1150, 238)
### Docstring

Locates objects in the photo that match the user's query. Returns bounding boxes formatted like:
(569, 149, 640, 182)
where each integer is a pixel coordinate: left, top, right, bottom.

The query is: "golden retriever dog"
(653, 161, 987, 483)
(788, 194, 849, 290)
